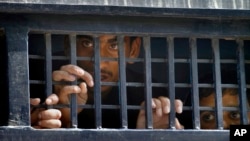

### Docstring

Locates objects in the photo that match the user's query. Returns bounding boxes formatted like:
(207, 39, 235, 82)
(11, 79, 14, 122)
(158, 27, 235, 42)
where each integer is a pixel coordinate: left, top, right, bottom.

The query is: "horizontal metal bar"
(29, 55, 245, 64)
(0, 127, 230, 141)
(29, 80, 243, 89)
(1, 2, 250, 19)
(2, 0, 250, 10)
(2, 14, 250, 37)
(33, 103, 248, 113)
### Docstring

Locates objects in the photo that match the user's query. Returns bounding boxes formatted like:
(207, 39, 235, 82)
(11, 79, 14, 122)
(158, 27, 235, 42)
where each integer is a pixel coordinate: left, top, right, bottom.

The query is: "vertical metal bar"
(167, 37, 176, 129)
(189, 37, 200, 129)
(118, 35, 128, 129)
(236, 39, 248, 125)
(143, 36, 153, 129)
(212, 39, 223, 129)
(45, 33, 52, 98)
(93, 36, 102, 129)
(69, 34, 78, 128)
(5, 26, 30, 126)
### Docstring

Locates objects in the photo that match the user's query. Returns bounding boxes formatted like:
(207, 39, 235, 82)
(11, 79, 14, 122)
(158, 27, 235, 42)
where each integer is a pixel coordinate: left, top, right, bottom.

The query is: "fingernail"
(69, 75, 75, 81)
(90, 81, 94, 87)
(38, 121, 41, 126)
(164, 107, 169, 113)
(177, 106, 183, 113)
(46, 99, 52, 105)
(152, 102, 156, 108)
(165, 107, 170, 113)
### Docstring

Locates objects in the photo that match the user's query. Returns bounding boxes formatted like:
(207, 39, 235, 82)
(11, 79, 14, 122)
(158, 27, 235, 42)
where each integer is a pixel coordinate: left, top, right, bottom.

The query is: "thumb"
(175, 118, 184, 129)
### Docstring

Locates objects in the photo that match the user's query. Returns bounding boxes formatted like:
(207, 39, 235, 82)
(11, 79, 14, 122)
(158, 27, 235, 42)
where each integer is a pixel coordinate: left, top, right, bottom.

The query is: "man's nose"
(98, 48, 108, 69)
(89, 46, 106, 60)
(99, 46, 109, 58)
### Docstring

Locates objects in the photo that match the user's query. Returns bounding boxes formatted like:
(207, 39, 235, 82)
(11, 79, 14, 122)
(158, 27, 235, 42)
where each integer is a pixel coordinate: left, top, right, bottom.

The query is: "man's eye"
(202, 113, 215, 122)
(82, 40, 93, 48)
(109, 43, 118, 50)
(230, 111, 240, 119)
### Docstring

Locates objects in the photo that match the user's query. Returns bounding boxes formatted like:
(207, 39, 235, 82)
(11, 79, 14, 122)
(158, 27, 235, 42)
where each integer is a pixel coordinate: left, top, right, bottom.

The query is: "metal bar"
(118, 35, 128, 129)
(93, 36, 102, 129)
(143, 36, 153, 129)
(45, 33, 52, 98)
(2, 14, 250, 37)
(167, 37, 176, 129)
(29, 55, 239, 64)
(61, 104, 228, 111)
(189, 37, 200, 129)
(5, 26, 30, 126)
(1, 3, 250, 19)
(1, 0, 250, 10)
(212, 39, 223, 129)
(69, 34, 78, 128)
(0, 128, 230, 141)
(236, 39, 249, 124)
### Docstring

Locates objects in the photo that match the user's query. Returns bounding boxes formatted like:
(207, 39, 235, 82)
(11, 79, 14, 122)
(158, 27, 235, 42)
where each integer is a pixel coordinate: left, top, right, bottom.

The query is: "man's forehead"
(200, 93, 215, 106)
(100, 35, 117, 42)
(76, 35, 134, 45)
(77, 35, 117, 41)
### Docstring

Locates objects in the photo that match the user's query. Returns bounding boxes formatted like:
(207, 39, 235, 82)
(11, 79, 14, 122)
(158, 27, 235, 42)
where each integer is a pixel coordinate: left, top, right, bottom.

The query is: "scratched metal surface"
(0, 0, 249, 9)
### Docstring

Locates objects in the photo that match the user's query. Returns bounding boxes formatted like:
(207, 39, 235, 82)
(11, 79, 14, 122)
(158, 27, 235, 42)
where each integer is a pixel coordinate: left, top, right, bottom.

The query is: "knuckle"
(52, 71, 62, 81)
(158, 96, 165, 99)
(154, 98, 161, 104)
(71, 66, 78, 72)
(72, 86, 81, 93)
(55, 110, 62, 119)
(55, 120, 62, 128)
(60, 65, 68, 70)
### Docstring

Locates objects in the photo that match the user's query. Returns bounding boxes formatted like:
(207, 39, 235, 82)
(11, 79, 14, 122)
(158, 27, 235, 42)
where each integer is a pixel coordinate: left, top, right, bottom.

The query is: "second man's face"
(199, 89, 250, 129)
(76, 35, 132, 93)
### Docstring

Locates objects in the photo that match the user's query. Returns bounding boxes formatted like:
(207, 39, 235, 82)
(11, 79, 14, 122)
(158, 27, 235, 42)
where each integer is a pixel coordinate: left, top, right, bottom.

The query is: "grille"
(28, 33, 250, 129)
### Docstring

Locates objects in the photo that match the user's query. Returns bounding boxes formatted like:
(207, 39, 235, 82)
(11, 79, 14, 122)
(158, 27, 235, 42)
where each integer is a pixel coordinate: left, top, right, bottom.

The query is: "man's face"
(75, 35, 140, 94)
(199, 89, 250, 129)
